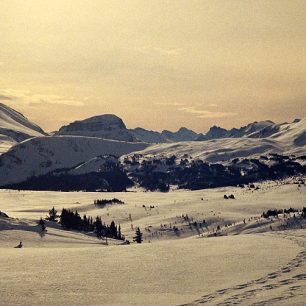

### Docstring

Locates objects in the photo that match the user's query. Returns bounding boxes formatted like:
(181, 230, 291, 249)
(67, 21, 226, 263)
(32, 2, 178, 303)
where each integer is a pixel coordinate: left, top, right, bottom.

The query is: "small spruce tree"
(46, 207, 58, 222)
(133, 227, 143, 244)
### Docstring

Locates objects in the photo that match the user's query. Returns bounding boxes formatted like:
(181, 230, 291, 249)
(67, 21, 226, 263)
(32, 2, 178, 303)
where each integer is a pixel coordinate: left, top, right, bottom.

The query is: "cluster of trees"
(302, 207, 306, 218)
(124, 153, 306, 191)
(94, 198, 124, 207)
(43, 206, 146, 243)
(59, 208, 124, 240)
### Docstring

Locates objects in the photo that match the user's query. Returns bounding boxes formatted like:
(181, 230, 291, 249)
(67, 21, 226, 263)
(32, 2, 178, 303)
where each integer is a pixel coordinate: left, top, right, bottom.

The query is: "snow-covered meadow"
(0, 180, 305, 305)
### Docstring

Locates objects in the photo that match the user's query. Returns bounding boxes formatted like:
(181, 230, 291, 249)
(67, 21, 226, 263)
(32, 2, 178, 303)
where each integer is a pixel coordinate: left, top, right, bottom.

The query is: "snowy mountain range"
(130, 119, 305, 143)
(0, 102, 304, 190)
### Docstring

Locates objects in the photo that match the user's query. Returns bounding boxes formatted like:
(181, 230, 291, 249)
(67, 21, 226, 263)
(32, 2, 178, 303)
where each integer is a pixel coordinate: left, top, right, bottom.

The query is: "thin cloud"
(179, 106, 237, 119)
(155, 102, 186, 107)
(0, 89, 84, 107)
(0, 94, 12, 101)
(137, 46, 182, 57)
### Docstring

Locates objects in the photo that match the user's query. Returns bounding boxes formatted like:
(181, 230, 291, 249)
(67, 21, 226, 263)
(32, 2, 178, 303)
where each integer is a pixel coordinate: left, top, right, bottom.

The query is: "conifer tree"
(46, 207, 58, 222)
(133, 227, 143, 244)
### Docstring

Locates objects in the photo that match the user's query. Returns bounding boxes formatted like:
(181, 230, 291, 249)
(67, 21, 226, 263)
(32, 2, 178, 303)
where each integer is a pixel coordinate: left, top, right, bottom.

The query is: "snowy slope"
(0, 103, 46, 139)
(126, 137, 304, 164)
(0, 103, 46, 153)
(269, 118, 306, 146)
(0, 136, 149, 186)
(67, 155, 119, 176)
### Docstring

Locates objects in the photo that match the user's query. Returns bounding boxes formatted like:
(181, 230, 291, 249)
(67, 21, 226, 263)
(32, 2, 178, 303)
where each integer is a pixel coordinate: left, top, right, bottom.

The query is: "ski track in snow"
(184, 232, 306, 306)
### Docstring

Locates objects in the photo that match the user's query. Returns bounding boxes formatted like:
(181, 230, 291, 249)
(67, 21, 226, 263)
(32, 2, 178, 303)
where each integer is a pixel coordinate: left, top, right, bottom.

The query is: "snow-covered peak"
(56, 114, 136, 142)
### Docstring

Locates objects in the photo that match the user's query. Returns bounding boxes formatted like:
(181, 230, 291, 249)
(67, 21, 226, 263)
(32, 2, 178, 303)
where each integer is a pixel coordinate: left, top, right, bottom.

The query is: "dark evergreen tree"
(133, 227, 143, 244)
(108, 220, 117, 239)
(46, 207, 58, 222)
(94, 216, 104, 238)
(118, 224, 122, 240)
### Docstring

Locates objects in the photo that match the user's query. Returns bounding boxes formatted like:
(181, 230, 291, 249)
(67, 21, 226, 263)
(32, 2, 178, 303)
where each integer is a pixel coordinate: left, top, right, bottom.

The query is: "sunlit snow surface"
(0, 180, 305, 305)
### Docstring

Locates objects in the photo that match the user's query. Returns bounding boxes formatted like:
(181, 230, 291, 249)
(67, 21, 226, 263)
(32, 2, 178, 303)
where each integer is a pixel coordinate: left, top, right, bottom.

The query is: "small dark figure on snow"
(38, 218, 46, 232)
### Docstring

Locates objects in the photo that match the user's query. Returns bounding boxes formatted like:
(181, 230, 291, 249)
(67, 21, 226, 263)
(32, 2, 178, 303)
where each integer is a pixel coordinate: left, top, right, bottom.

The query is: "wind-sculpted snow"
(0, 103, 46, 153)
(0, 103, 45, 136)
(0, 136, 149, 186)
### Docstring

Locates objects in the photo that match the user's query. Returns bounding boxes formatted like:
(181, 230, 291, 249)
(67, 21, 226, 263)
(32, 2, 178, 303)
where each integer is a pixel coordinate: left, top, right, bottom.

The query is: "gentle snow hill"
(0, 136, 149, 186)
(0, 103, 46, 153)
(248, 118, 306, 143)
(127, 136, 304, 164)
(67, 155, 118, 176)
(55, 114, 137, 142)
(269, 118, 306, 146)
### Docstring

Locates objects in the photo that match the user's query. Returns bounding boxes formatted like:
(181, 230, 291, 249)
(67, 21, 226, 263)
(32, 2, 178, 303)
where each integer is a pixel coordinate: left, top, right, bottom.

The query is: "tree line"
(46, 207, 124, 240)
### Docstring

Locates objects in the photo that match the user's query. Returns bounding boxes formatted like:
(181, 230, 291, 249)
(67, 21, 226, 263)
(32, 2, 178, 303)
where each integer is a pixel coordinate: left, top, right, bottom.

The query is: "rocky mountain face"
(55, 114, 137, 142)
(129, 127, 166, 143)
(130, 120, 292, 143)
(130, 127, 199, 143)
(161, 127, 199, 142)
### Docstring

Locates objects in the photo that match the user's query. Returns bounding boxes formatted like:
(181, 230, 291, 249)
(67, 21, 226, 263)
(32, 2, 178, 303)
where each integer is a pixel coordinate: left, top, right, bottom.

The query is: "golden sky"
(1, 0, 305, 132)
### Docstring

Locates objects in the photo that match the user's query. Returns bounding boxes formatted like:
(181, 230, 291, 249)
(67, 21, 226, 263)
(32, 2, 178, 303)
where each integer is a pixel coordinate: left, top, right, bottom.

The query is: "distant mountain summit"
(55, 114, 136, 142)
(130, 127, 199, 143)
(162, 127, 199, 142)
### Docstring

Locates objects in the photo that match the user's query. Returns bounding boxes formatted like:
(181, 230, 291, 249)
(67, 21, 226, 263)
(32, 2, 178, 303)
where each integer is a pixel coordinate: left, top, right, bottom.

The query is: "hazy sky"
(1, 0, 305, 132)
